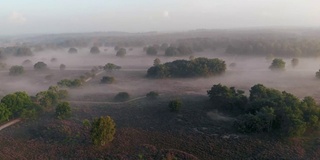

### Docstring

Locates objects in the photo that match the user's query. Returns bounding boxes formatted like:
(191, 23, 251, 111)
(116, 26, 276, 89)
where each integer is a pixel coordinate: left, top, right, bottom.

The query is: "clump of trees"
(146, 91, 159, 100)
(100, 76, 115, 84)
(9, 65, 24, 76)
(35, 86, 69, 110)
(208, 83, 320, 137)
(114, 92, 130, 102)
(103, 63, 121, 72)
(291, 58, 299, 67)
(68, 47, 78, 54)
(116, 48, 127, 57)
(57, 79, 83, 88)
(147, 57, 226, 78)
(90, 46, 100, 54)
(269, 58, 285, 71)
(168, 99, 182, 112)
(90, 116, 116, 146)
(55, 102, 71, 119)
(34, 62, 48, 70)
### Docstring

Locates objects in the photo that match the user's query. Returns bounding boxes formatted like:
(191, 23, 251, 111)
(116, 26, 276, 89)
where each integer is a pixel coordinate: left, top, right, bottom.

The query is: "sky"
(1, 0, 320, 35)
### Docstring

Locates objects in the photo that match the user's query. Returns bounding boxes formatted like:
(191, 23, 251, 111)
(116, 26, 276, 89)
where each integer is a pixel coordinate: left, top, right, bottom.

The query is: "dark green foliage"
(291, 58, 299, 67)
(1, 92, 33, 117)
(34, 61, 48, 70)
(57, 79, 83, 88)
(90, 116, 116, 146)
(169, 99, 182, 112)
(100, 76, 115, 84)
(90, 46, 100, 54)
(269, 58, 285, 71)
(9, 65, 24, 76)
(103, 63, 121, 72)
(146, 46, 158, 56)
(116, 48, 126, 57)
(36, 86, 69, 110)
(165, 46, 180, 56)
(0, 103, 11, 123)
(68, 47, 78, 54)
(147, 57, 226, 78)
(146, 91, 159, 100)
(55, 102, 71, 119)
(114, 92, 130, 102)
(209, 83, 320, 137)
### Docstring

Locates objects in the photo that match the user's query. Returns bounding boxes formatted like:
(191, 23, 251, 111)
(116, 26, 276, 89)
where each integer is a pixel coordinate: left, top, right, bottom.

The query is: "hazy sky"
(1, 0, 320, 35)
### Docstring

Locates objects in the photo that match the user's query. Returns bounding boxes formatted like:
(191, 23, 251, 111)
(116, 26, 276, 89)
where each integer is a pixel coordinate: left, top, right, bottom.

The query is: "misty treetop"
(269, 58, 285, 71)
(165, 45, 193, 56)
(207, 83, 320, 137)
(147, 57, 226, 78)
(116, 48, 127, 57)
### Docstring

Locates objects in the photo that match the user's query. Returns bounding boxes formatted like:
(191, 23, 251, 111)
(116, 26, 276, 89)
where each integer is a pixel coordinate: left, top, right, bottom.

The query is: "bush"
(57, 79, 83, 88)
(90, 116, 116, 146)
(68, 47, 78, 54)
(168, 99, 182, 112)
(116, 48, 126, 57)
(114, 92, 130, 102)
(34, 62, 48, 70)
(269, 58, 285, 71)
(90, 46, 100, 54)
(55, 102, 71, 119)
(146, 91, 159, 100)
(100, 76, 115, 84)
(9, 65, 24, 76)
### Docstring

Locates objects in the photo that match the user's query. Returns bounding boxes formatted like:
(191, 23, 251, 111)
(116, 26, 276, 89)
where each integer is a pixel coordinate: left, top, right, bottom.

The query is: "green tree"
(1, 92, 33, 117)
(146, 46, 158, 56)
(34, 62, 48, 70)
(269, 58, 285, 71)
(90, 116, 116, 146)
(0, 103, 11, 123)
(153, 58, 161, 66)
(9, 65, 24, 76)
(55, 102, 71, 119)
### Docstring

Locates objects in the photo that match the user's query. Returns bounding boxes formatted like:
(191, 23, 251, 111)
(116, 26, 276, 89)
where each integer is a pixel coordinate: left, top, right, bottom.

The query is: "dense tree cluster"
(0, 47, 33, 57)
(60, 64, 66, 70)
(208, 84, 320, 137)
(146, 46, 158, 56)
(147, 57, 226, 78)
(269, 58, 285, 71)
(35, 86, 69, 110)
(9, 65, 24, 76)
(57, 79, 83, 88)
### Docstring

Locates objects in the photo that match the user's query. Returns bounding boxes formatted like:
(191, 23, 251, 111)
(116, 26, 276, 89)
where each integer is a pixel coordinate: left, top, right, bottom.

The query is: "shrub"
(68, 47, 78, 54)
(100, 76, 115, 84)
(168, 99, 182, 112)
(55, 102, 71, 119)
(90, 116, 116, 146)
(34, 62, 48, 70)
(9, 65, 24, 76)
(269, 58, 285, 71)
(114, 92, 130, 102)
(146, 91, 159, 100)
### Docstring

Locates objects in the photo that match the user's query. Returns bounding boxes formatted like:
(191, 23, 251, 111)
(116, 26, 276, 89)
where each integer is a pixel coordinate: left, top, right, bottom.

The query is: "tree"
(9, 65, 24, 76)
(90, 46, 100, 54)
(291, 58, 299, 67)
(100, 76, 115, 84)
(146, 91, 159, 100)
(1, 92, 33, 117)
(55, 102, 71, 119)
(57, 79, 83, 88)
(0, 103, 11, 123)
(169, 99, 182, 112)
(90, 116, 116, 146)
(316, 69, 320, 79)
(22, 59, 32, 66)
(116, 48, 127, 57)
(60, 64, 66, 70)
(103, 63, 121, 72)
(68, 47, 78, 54)
(50, 58, 57, 62)
(34, 62, 48, 70)
(146, 46, 158, 56)
(269, 58, 285, 71)
(15, 47, 33, 56)
(153, 58, 161, 66)
(114, 92, 130, 102)
(165, 46, 180, 56)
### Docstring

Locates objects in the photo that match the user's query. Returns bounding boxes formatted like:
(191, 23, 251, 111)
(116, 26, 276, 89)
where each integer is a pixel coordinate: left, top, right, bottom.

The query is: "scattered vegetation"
(90, 46, 100, 54)
(147, 57, 226, 78)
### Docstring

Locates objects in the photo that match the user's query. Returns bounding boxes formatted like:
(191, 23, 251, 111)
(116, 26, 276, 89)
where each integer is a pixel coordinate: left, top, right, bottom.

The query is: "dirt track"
(0, 119, 21, 131)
